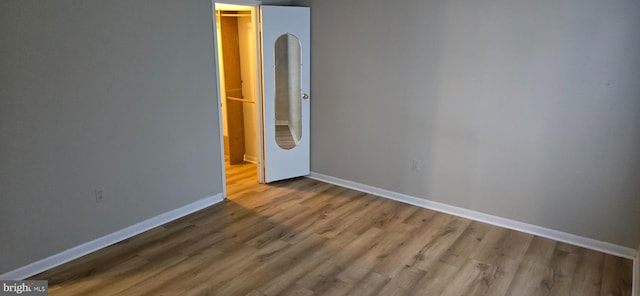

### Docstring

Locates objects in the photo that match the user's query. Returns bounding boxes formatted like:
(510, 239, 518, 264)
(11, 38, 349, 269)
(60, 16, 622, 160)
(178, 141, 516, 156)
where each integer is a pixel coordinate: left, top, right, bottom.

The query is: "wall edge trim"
(634, 244, 639, 296)
(307, 172, 637, 259)
(0, 193, 224, 280)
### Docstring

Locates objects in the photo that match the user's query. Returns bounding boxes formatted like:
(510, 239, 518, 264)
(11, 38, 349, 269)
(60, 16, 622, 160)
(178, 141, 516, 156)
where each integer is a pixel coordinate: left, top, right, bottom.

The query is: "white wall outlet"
(95, 189, 104, 203)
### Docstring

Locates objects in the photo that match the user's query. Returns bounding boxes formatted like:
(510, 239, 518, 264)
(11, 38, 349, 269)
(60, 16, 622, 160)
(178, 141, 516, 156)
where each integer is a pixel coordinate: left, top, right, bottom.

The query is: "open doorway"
(215, 3, 263, 196)
(215, 3, 311, 193)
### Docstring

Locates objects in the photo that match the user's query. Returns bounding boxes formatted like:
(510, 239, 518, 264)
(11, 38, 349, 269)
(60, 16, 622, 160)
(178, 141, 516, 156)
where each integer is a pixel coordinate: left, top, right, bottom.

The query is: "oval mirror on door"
(274, 33, 302, 150)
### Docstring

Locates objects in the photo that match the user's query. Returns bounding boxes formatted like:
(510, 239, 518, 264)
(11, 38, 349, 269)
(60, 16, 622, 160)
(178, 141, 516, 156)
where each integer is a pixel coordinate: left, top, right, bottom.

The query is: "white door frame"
(211, 0, 264, 199)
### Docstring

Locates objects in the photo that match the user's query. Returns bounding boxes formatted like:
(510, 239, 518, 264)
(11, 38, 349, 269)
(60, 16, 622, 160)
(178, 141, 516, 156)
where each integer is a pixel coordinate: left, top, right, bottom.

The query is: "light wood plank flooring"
(31, 161, 633, 295)
(276, 125, 296, 150)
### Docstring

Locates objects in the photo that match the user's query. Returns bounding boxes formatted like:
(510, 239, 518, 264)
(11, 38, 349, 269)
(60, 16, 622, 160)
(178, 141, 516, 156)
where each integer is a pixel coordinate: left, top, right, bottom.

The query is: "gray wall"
(0, 0, 222, 273)
(308, 0, 640, 248)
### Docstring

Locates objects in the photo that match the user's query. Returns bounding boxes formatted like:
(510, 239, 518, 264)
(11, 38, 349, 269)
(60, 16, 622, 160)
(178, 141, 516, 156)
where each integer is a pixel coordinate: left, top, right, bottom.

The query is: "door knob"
(302, 93, 309, 100)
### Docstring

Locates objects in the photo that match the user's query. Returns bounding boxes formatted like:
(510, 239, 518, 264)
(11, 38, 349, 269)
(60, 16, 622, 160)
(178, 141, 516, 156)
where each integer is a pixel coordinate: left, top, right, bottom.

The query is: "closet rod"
(227, 96, 255, 104)
(217, 12, 252, 17)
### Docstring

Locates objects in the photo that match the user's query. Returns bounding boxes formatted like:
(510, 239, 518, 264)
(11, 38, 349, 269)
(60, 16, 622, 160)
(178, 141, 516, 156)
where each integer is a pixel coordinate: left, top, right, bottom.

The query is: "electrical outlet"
(411, 159, 422, 171)
(95, 189, 104, 203)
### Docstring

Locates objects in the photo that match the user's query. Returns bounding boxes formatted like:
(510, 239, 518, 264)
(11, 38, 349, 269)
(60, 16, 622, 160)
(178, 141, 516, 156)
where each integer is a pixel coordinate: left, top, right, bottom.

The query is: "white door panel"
(261, 6, 310, 183)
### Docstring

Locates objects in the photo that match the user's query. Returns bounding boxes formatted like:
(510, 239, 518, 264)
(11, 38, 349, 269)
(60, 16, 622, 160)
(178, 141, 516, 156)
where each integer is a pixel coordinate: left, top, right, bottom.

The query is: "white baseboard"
(308, 172, 637, 259)
(0, 193, 224, 280)
(275, 120, 288, 126)
(244, 154, 258, 164)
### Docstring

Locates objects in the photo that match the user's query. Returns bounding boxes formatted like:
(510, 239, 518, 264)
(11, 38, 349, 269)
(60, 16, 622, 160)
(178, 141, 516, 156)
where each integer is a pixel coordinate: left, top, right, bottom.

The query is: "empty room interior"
(1, 0, 639, 295)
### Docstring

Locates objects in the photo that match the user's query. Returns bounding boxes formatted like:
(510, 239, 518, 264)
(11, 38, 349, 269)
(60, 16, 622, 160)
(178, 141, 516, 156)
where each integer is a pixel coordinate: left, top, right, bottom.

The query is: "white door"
(261, 6, 310, 183)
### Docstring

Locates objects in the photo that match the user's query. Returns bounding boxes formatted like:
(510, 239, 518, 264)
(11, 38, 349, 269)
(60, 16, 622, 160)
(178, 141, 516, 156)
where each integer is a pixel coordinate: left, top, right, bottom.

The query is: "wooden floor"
(31, 160, 633, 295)
(276, 125, 296, 150)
